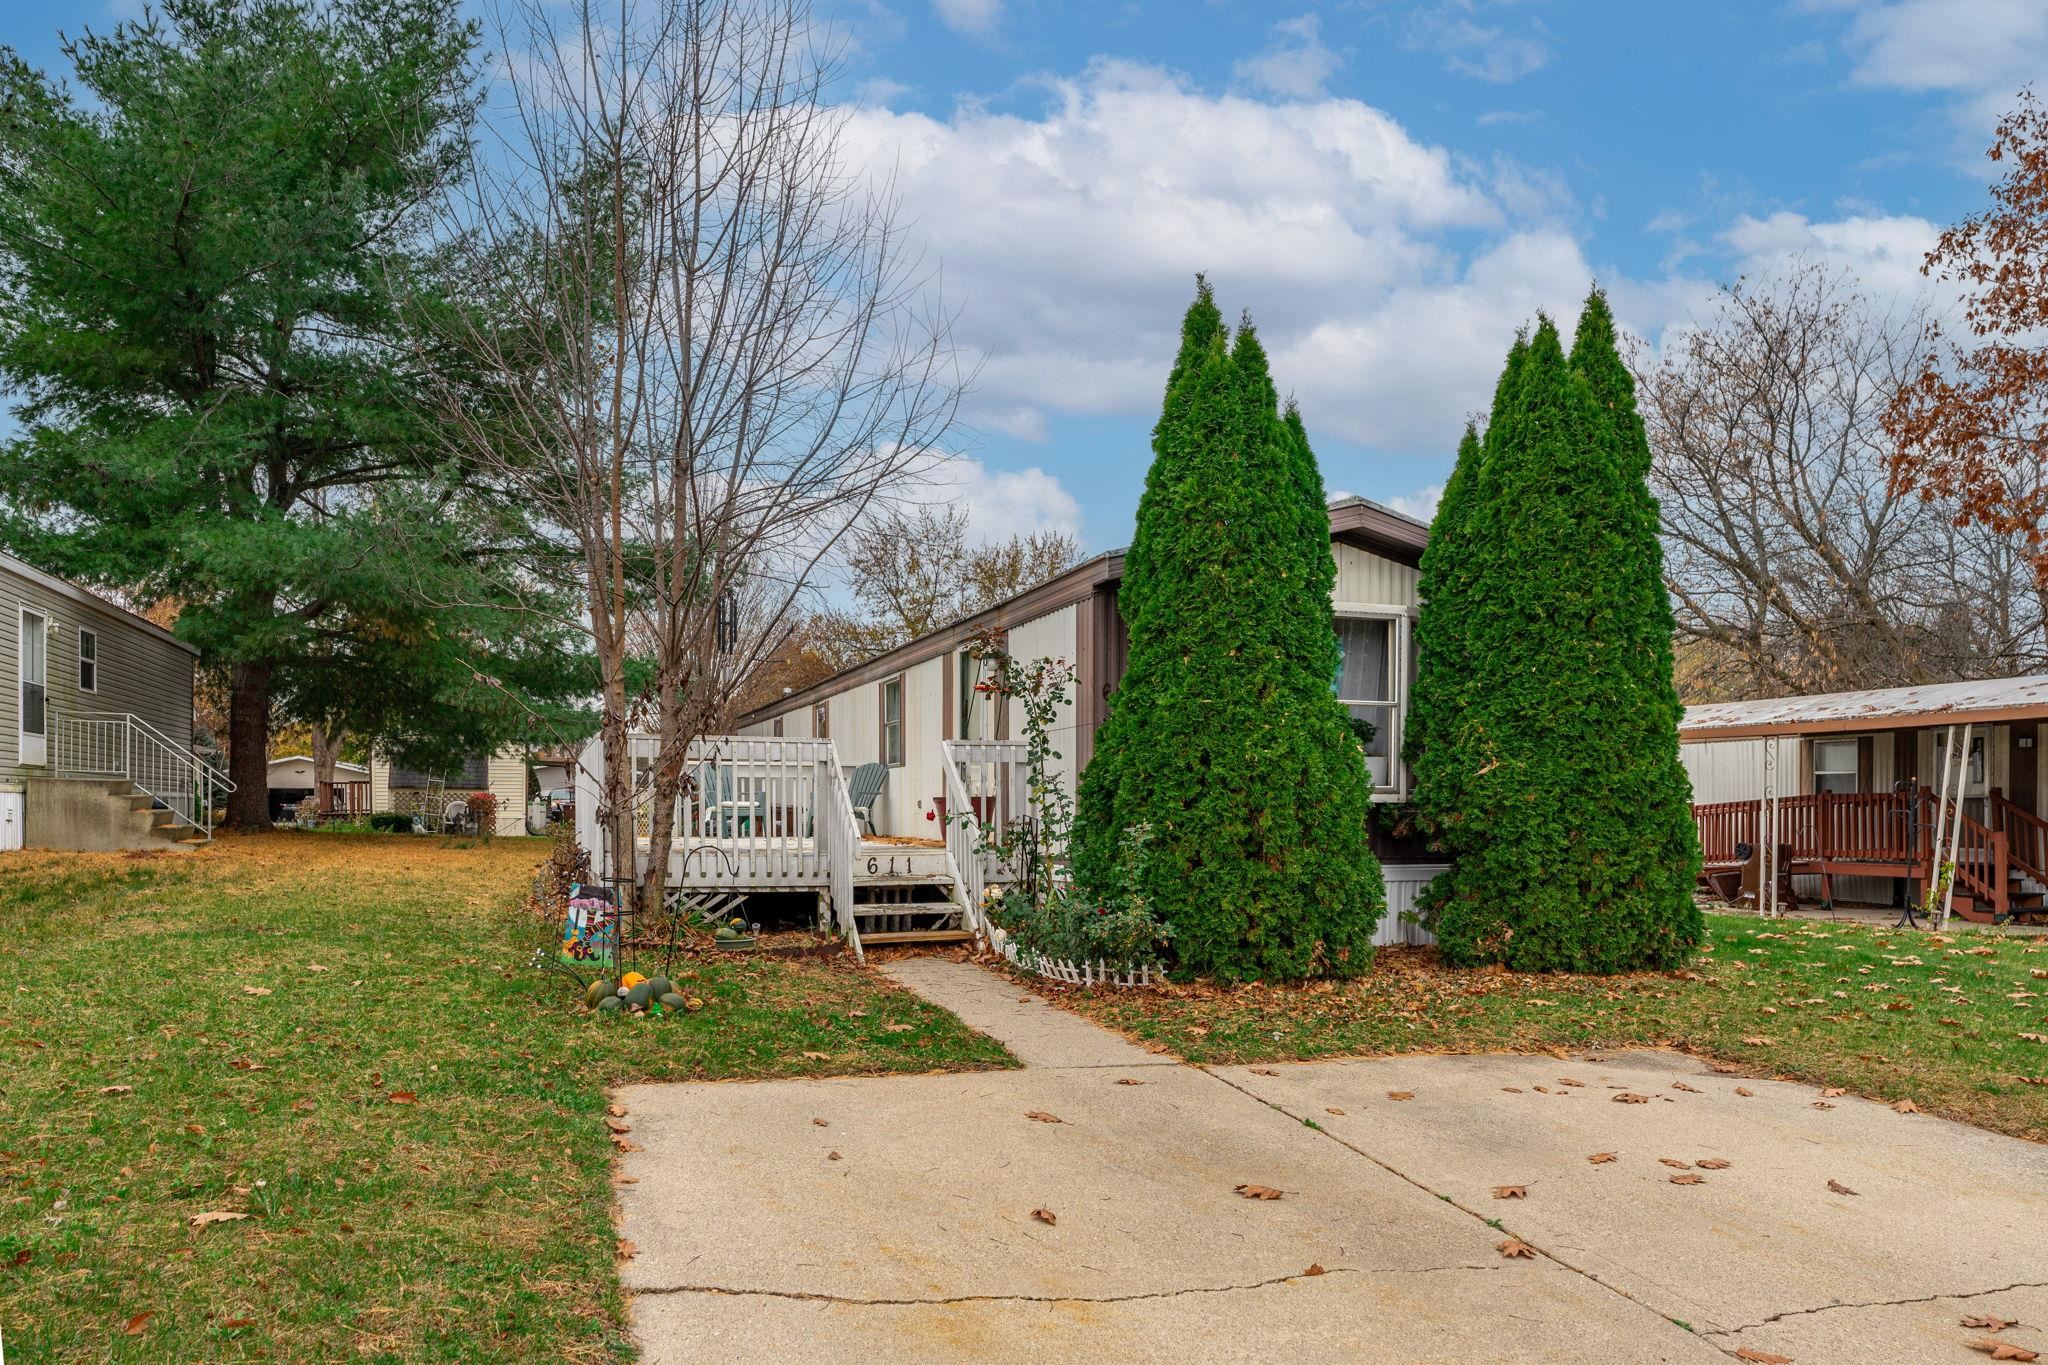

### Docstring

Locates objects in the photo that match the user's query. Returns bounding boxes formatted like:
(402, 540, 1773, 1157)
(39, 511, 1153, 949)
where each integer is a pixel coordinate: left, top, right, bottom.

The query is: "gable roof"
(0, 552, 199, 657)
(1680, 674, 2048, 740)
(735, 496, 1430, 729)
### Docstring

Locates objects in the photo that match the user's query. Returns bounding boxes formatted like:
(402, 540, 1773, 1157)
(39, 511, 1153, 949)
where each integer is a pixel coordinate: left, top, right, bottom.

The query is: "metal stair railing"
(52, 710, 235, 839)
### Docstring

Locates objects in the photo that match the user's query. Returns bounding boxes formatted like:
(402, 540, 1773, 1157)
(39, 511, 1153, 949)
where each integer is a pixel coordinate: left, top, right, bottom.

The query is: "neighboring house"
(0, 553, 214, 849)
(266, 755, 369, 823)
(729, 497, 1444, 936)
(366, 747, 529, 837)
(1680, 675, 2048, 921)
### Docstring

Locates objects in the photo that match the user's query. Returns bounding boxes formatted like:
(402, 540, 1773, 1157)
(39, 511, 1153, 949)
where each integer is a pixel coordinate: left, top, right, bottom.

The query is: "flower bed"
(989, 925, 1159, 989)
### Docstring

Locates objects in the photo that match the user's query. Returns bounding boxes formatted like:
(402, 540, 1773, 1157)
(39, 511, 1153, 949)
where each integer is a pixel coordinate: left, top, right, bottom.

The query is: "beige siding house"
(366, 747, 530, 836)
(734, 498, 1442, 944)
(0, 553, 208, 848)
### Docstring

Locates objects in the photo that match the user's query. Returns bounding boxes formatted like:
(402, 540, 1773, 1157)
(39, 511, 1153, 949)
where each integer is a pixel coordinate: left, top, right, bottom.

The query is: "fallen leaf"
(1741, 1036, 1775, 1046)
(307, 963, 329, 972)
(187, 1211, 249, 1228)
(1234, 1183, 1285, 1200)
(1500, 1086, 1524, 1094)
(1826, 1179, 1859, 1196)
(608, 1104, 628, 1118)
(1031, 1207, 1056, 1225)
(1708, 1061, 1743, 1074)
(1325, 1107, 1346, 1116)
(616, 1175, 638, 1184)
(1671, 1081, 1700, 1093)
(1696, 1158, 1733, 1170)
(1557, 1078, 1586, 1088)
(1733, 1350, 1792, 1364)
(617, 1239, 637, 1260)
(1658, 1158, 1692, 1169)
(1820, 1087, 1846, 1098)
(1115, 1078, 1145, 1086)
(1613, 1093, 1649, 1104)
(1892, 1099, 1920, 1114)
(1587, 1152, 1618, 1164)
(801, 1051, 831, 1061)
(1735, 1087, 1755, 1097)
(1386, 1091, 1414, 1101)
(1302, 1263, 1325, 1276)
(1497, 1238, 1536, 1259)
(1669, 1173, 1706, 1185)
(1961, 1315, 2018, 1332)
(387, 1091, 417, 1105)
(241, 987, 270, 997)
(1492, 1185, 1527, 1199)
(1966, 1341, 2039, 1361)
(604, 1117, 631, 1134)
(99, 1085, 133, 1096)
(827, 1151, 842, 1161)
(1024, 1111, 1064, 1124)
(220, 1317, 255, 1329)
(812, 1118, 829, 1128)
(1250, 1068, 1279, 1076)
(124, 1311, 155, 1336)
(883, 1023, 916, 1033)
(1812, 1101, 1836, 1111)
(612, 1137, 643, 1153)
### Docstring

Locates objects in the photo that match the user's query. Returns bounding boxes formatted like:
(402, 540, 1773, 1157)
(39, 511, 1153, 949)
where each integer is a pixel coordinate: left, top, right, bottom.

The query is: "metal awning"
(1680, 674, 2048, 741)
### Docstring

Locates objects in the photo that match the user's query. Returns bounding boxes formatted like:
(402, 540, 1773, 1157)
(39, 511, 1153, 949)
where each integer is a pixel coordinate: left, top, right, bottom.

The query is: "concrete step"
(856, 929, 976, 946)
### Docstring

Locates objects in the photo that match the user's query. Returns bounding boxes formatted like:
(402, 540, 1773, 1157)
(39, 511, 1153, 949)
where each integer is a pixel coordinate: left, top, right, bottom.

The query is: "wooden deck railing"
(1691, 789, 2010, 917)
(940, 740, 1029, 893)
(625, 734, 836, 884)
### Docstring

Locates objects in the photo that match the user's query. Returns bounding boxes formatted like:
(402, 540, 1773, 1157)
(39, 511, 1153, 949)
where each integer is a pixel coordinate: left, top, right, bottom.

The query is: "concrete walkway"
(613, 959, 2048, 1364)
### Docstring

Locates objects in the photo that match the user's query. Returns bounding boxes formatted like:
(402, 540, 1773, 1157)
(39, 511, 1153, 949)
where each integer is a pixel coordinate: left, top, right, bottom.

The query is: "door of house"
(18, 609, 46, 768)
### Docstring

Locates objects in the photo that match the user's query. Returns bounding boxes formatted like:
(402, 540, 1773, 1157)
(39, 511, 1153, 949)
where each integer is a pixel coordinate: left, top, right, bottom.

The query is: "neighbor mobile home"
(366, 747, 531, 837)
(574, 498, 1446, 959)
(0, 553, 213, 849)
(1680, 675, 2048, 922)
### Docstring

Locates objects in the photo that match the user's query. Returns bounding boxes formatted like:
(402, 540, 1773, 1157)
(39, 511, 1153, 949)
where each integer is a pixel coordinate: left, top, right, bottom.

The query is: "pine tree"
(1420, 311, 1700, 971)
(1073, 283, 1383, 981)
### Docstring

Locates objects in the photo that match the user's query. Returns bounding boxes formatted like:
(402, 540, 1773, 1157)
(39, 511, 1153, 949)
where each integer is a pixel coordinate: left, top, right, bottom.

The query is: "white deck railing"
(818, 742, 863, 961)
(53, 710, 234, 839)
(941, 739, 1030, 901)
(626, 734, 833, 884)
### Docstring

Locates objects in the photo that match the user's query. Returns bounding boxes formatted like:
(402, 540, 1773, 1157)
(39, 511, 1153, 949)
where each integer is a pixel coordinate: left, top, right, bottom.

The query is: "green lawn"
(0, 833, 1012, 1362)
(1040, 911, 2048, 1142)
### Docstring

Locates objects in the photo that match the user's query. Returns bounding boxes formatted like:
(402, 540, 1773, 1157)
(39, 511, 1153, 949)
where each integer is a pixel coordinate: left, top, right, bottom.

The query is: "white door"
(18, 610, 46, 767)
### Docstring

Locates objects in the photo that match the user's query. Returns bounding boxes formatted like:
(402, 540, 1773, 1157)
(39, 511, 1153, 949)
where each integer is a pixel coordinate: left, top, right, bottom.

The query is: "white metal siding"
(1678, 737, 1800, 804)
(1002, 604, 1080, 799)
(1379, 864, 1446, 947)
(1334, 543, 1421, 610)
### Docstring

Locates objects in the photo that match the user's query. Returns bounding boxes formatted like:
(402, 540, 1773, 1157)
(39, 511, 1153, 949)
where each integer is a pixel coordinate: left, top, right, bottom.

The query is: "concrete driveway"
(612, 960, 2048, 1364)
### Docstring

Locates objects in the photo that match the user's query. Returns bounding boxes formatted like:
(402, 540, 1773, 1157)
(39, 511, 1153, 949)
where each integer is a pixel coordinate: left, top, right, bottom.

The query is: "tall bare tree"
(424, 0, 963, 912)
(1637, 262, 2047, 700)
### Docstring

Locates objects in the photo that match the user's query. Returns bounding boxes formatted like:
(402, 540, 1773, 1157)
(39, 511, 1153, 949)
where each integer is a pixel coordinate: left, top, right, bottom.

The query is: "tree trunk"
(311, 723, 338, 788)
(225, 660, 274, 831)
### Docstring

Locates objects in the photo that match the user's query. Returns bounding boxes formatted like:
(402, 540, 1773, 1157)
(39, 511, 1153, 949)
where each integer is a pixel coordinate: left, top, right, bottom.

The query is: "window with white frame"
(1333, 612, 1407, 795)
(77, 627, 98, 693)
(1812, 738, 1859, 795)
(814, 702, 829, 738)
(958, 648, 996, 740)
(881, 676, 904, 766)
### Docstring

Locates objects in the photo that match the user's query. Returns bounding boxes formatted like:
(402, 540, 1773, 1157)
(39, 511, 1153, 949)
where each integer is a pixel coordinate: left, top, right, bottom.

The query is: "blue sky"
(4, 0, 2043, 553)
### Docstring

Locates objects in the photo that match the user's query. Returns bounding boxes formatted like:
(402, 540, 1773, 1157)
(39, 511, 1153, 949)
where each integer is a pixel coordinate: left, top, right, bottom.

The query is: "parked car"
(544, 787, 574, 824)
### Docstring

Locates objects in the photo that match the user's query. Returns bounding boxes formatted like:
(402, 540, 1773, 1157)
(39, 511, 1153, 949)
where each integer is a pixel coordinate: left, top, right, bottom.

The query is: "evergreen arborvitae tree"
(1073, 282, 1383, 982)
(1421, 311, 1700, 972)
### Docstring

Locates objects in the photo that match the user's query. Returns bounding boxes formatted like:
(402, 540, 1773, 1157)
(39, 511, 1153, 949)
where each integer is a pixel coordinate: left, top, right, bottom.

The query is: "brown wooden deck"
(1692, 789, 2048, 923)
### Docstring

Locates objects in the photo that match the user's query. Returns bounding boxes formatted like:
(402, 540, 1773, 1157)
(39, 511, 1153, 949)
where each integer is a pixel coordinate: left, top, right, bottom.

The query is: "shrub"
(989, 826, 1172, 967)
(1072, 280, 1383, 981)
(368, 811, 413, 834)
(466, 791, 499, 841)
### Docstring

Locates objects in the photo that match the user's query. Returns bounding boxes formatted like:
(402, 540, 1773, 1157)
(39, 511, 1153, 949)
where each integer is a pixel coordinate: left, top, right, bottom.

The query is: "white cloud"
(1721, 210, 1940, 299)
(1819, 0, 2046, 149)
(1387, 484, 1445, 521)
(929, 457, 1081, 544)
(932, 0, 1001, 39)
(1403, 7, 1551, 84)
(1234, 14, 1344, 100)
(855, 77, 913, 108)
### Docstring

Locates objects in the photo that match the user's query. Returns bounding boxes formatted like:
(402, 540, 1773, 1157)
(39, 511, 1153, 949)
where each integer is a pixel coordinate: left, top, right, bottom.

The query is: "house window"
(881, 676, 904, 767)
(390, 754, 490, 789)
(1812, 738, 1859, 795)
(77, 628, 97, 694)
(814, 702, 829, 738)
(1334, 613, 1406, 796)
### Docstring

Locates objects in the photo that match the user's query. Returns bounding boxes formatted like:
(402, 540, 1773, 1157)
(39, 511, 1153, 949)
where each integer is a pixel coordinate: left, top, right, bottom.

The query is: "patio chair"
(845, 762, 888, 836)
(694, 762, 765, 838)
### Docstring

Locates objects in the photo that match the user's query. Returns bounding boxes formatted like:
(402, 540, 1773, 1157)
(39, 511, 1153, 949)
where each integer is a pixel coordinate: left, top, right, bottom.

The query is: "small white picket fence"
(989, 926, 1160, 989)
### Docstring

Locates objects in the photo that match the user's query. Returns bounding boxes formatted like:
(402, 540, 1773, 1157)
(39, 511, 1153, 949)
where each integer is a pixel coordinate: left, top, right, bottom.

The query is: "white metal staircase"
(52, 710, 234, 840)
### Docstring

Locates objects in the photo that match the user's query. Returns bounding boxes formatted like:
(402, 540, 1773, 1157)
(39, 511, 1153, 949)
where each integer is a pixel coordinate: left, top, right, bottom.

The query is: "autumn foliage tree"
(1888, 90, 2048, 574)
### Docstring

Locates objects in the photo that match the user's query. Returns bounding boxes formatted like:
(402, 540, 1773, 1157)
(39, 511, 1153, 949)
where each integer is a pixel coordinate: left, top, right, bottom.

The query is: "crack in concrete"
(629, 1262, 1508, 1308)
(1703, 1280, 2048, 1337)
